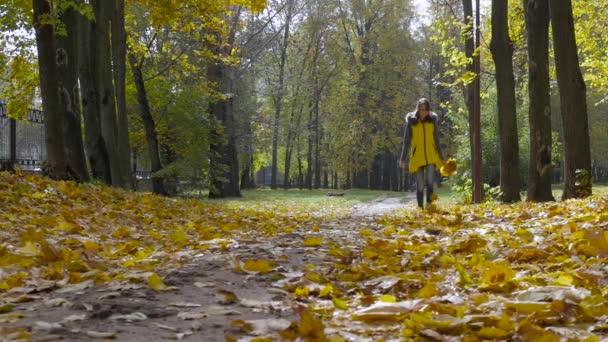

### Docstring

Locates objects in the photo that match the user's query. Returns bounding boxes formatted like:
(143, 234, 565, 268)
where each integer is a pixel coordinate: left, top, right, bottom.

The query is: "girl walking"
(399, 98, 444, 208)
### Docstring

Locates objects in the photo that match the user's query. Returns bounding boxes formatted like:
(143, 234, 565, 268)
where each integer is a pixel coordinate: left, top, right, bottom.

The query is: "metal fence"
(0, 101, 46, 171)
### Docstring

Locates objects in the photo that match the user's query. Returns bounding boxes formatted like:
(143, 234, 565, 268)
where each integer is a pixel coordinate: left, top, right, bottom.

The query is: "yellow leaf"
(319, 285, 334, 298)
(418, 282, 439, 299)
(380, 295, 397, 303)
(294, 287, 309, 298)
(584, 230, 608, 253)
(440, 158, 457, 177)
(39, 239, 60, 262)
(147, 273, 168, 292)
(480, 262, 515, 289)
(332, 297, 348, 311)
(243, 259, 273, 274)
(359, 229, 373, 237)
(504, 301, 550, 314)
(298, 311, 326, 340)
(170, 230, 189, 246)
(303, 236, 323, 247)
(16, 241, 39, 256)
(553, 273, 574, 286)
(519, 323, 561, 341)
(515, 227, 534, 242)
(231, 319, 253, 332)
(476, 327, 512, 339)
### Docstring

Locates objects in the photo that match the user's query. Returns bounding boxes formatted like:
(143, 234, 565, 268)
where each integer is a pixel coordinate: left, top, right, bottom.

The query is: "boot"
(416, 191, 424, 208)
(427, 188, 434, 204)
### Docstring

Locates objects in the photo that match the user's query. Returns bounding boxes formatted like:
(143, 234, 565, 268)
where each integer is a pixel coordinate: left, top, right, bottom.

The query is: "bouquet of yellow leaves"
(440, 158, 458, 177)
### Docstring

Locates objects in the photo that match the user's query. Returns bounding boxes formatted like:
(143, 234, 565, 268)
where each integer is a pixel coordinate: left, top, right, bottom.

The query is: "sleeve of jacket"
(432, 113, 444, 160)
(399, 115, 413, 163)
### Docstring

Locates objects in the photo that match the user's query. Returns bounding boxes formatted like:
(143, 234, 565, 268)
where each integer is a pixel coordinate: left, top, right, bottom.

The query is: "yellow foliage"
(303, 236, 323, 247)
(243, 259, 274, 274)
(440, 158, 458, 177)
(332, 297, 348, 311)
(298, 311, 327, 341)
(418, 282, 439, 299)
(147, 273, 168, 292)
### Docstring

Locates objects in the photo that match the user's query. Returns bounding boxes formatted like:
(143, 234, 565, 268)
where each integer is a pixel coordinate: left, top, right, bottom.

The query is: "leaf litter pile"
(2, 172, 608, 341)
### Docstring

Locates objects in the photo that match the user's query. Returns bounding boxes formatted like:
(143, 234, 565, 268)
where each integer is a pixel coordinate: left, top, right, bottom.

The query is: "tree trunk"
(306, 97, 314, 190)
(490, 0, 520, 202)
(549, 0, 592, 199)
(93, 0, 124, 188)
(33, 0, 70, 180)
(462, 0, 475, 170)
(271, 0, 293, 189)
(79, 9, 111, 184)
(112, 0, 133, 189)
(313, 91, 321, 189)
(57, 6, 89, 181)
(128, 54, 166, 195)
(208, 10, 242, 199)
(524, 0, 554, 202)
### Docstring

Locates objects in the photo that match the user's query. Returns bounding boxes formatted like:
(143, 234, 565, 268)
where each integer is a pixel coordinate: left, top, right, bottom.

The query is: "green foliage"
(448, 171, 503, 204)
(575, 169, 592, 197)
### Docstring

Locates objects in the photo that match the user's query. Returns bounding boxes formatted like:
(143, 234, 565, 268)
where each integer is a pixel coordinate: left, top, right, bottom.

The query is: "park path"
(2, 195, 414, 342)
(351, 194, 415, 217)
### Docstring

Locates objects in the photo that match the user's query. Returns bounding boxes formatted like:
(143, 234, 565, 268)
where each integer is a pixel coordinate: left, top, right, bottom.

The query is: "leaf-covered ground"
(1, 172, 608, 341)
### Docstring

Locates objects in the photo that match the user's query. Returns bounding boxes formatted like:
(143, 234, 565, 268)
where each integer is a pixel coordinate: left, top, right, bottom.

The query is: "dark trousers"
(415, 164, 436, 207)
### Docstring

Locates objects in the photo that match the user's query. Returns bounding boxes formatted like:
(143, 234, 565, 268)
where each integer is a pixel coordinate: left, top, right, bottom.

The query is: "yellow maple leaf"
(147, 273, 168, 292)
(319, 285, 334, 298)
(243, 259, 273, 273)
(332, 297, 348, 311)
(303, 236, 323, 247)
(418, 282, 439, 299)
(380, 294, 397, 303)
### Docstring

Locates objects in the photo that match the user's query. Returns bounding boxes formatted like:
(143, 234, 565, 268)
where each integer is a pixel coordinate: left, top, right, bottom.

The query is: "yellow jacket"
(399, 111, 443, 174)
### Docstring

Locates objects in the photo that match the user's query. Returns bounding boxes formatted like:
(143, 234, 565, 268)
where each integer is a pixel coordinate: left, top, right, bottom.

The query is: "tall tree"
(33, 0, 69, 179)
(524, 0, 554, 202)
(490, 0, 520, 202)
(112, 0, 133, 188)
(271, 0, 293, 189)
(33, 0, 88, 181)
(549, 0, 592, 199)
(57, 5, 89, 181)
(128, 51, 167, 195)
(462, 0, 475, 172)
(208, 8, 243, 198)
(93, 0, 130, 188)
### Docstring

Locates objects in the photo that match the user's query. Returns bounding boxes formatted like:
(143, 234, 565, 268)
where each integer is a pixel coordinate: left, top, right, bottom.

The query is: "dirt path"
(351, 194, 414, 217)
(1, 197, 409, 341)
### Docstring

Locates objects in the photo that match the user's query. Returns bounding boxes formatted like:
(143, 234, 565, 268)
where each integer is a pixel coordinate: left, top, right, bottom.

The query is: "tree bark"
(79, 8, 111, 184)
(128, 54, 166, 195)
(524, 0, 554, 202)
(33, 0, 70, 180)
(462, 0, 475, 171)
(490, 0, 520, 202)
(112, 0, 133, 189)
(208, 62, 241, 198)
(271, 0, 293, 189)
(549, 0, 592, 199)
(306, 97, 314, 190)
(57, 6, 89, 181)
(92, 0, 126, 188)
(208, 9, 242, 198)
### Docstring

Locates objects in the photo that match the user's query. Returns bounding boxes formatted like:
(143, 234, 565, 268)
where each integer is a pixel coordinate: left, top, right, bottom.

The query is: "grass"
(200, 186, 462, 217)
(190, 183, 608, 217)
(206, 188, 414, 217)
